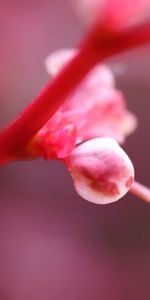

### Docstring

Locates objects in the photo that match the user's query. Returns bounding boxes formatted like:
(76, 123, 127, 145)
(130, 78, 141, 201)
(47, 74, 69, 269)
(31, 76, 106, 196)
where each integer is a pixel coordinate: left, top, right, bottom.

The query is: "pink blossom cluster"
(0, 0, 150, 204)
(29, 49, 136, 204)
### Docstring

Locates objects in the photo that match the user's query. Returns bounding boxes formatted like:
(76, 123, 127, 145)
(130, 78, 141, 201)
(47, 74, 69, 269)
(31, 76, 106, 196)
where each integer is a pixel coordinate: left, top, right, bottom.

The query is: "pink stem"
(0, 21, 150, 161)
(130, 180, 150, 203)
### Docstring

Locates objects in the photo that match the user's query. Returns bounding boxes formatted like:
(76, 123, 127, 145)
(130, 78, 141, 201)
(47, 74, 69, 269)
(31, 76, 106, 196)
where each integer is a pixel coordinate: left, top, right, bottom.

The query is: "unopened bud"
(66, 137, 134, 204)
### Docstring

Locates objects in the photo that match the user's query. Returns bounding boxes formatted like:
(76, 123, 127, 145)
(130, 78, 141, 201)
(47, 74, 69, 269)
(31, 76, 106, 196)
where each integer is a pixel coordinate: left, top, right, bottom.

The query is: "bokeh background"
(0, 1, 150, 299)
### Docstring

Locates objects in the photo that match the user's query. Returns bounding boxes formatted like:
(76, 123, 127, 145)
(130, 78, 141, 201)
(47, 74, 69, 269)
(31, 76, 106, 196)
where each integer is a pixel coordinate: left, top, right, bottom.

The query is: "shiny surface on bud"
(66, 138, 134, 204)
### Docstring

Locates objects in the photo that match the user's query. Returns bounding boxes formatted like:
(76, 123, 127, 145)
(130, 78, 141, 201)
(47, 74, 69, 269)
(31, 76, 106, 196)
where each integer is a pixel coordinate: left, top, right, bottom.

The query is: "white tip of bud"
(66, 138, 134, 204)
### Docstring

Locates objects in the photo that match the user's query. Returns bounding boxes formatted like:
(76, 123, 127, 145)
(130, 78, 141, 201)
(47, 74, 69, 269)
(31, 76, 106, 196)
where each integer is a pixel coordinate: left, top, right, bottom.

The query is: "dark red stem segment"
(0, 21, 150, 162)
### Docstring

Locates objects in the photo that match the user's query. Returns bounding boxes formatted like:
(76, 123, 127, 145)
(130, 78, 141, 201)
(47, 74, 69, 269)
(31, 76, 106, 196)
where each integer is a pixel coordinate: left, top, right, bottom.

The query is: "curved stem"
(130, 180, 150, 203)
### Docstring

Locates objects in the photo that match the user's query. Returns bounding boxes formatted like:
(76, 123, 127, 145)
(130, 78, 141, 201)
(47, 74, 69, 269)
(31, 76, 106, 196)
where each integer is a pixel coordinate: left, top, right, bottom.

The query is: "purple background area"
(0, 1, 150, 299)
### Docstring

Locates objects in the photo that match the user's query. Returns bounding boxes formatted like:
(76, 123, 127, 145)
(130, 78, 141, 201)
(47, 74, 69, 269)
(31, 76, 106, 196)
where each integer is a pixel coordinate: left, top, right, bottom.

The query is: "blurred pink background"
(0, 1, 150, 299)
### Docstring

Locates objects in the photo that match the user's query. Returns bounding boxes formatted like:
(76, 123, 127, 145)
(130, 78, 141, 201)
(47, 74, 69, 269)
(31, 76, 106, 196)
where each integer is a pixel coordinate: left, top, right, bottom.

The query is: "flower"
(0, 0, 149, 204)
(30, 48, 137, 157)
(47, 49, 137, 143)
(28, 48, 136, 204)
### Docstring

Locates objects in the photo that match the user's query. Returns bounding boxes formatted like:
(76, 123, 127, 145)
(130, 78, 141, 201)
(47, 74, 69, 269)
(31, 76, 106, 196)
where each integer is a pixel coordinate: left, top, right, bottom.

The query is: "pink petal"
(28, 122, 77, 160)
(44, 48, 137, 145)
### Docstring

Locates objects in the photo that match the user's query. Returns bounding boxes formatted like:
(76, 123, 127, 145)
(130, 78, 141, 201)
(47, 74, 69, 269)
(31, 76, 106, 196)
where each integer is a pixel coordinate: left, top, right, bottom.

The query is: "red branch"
(0, 21, 150, 163)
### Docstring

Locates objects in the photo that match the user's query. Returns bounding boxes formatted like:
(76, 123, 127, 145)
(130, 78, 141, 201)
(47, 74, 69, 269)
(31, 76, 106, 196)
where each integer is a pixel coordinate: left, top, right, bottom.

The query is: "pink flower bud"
(65, 138, 134, 204)
(71, 0, 150, 29)
(70, 0, 104, 27)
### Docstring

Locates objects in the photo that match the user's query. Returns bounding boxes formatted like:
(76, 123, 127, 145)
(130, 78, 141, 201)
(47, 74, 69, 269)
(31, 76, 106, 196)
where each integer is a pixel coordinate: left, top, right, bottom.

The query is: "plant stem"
(0, 21, 150, 161)
(130, 180, 150, 203)
(0, 45, 100, 161)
